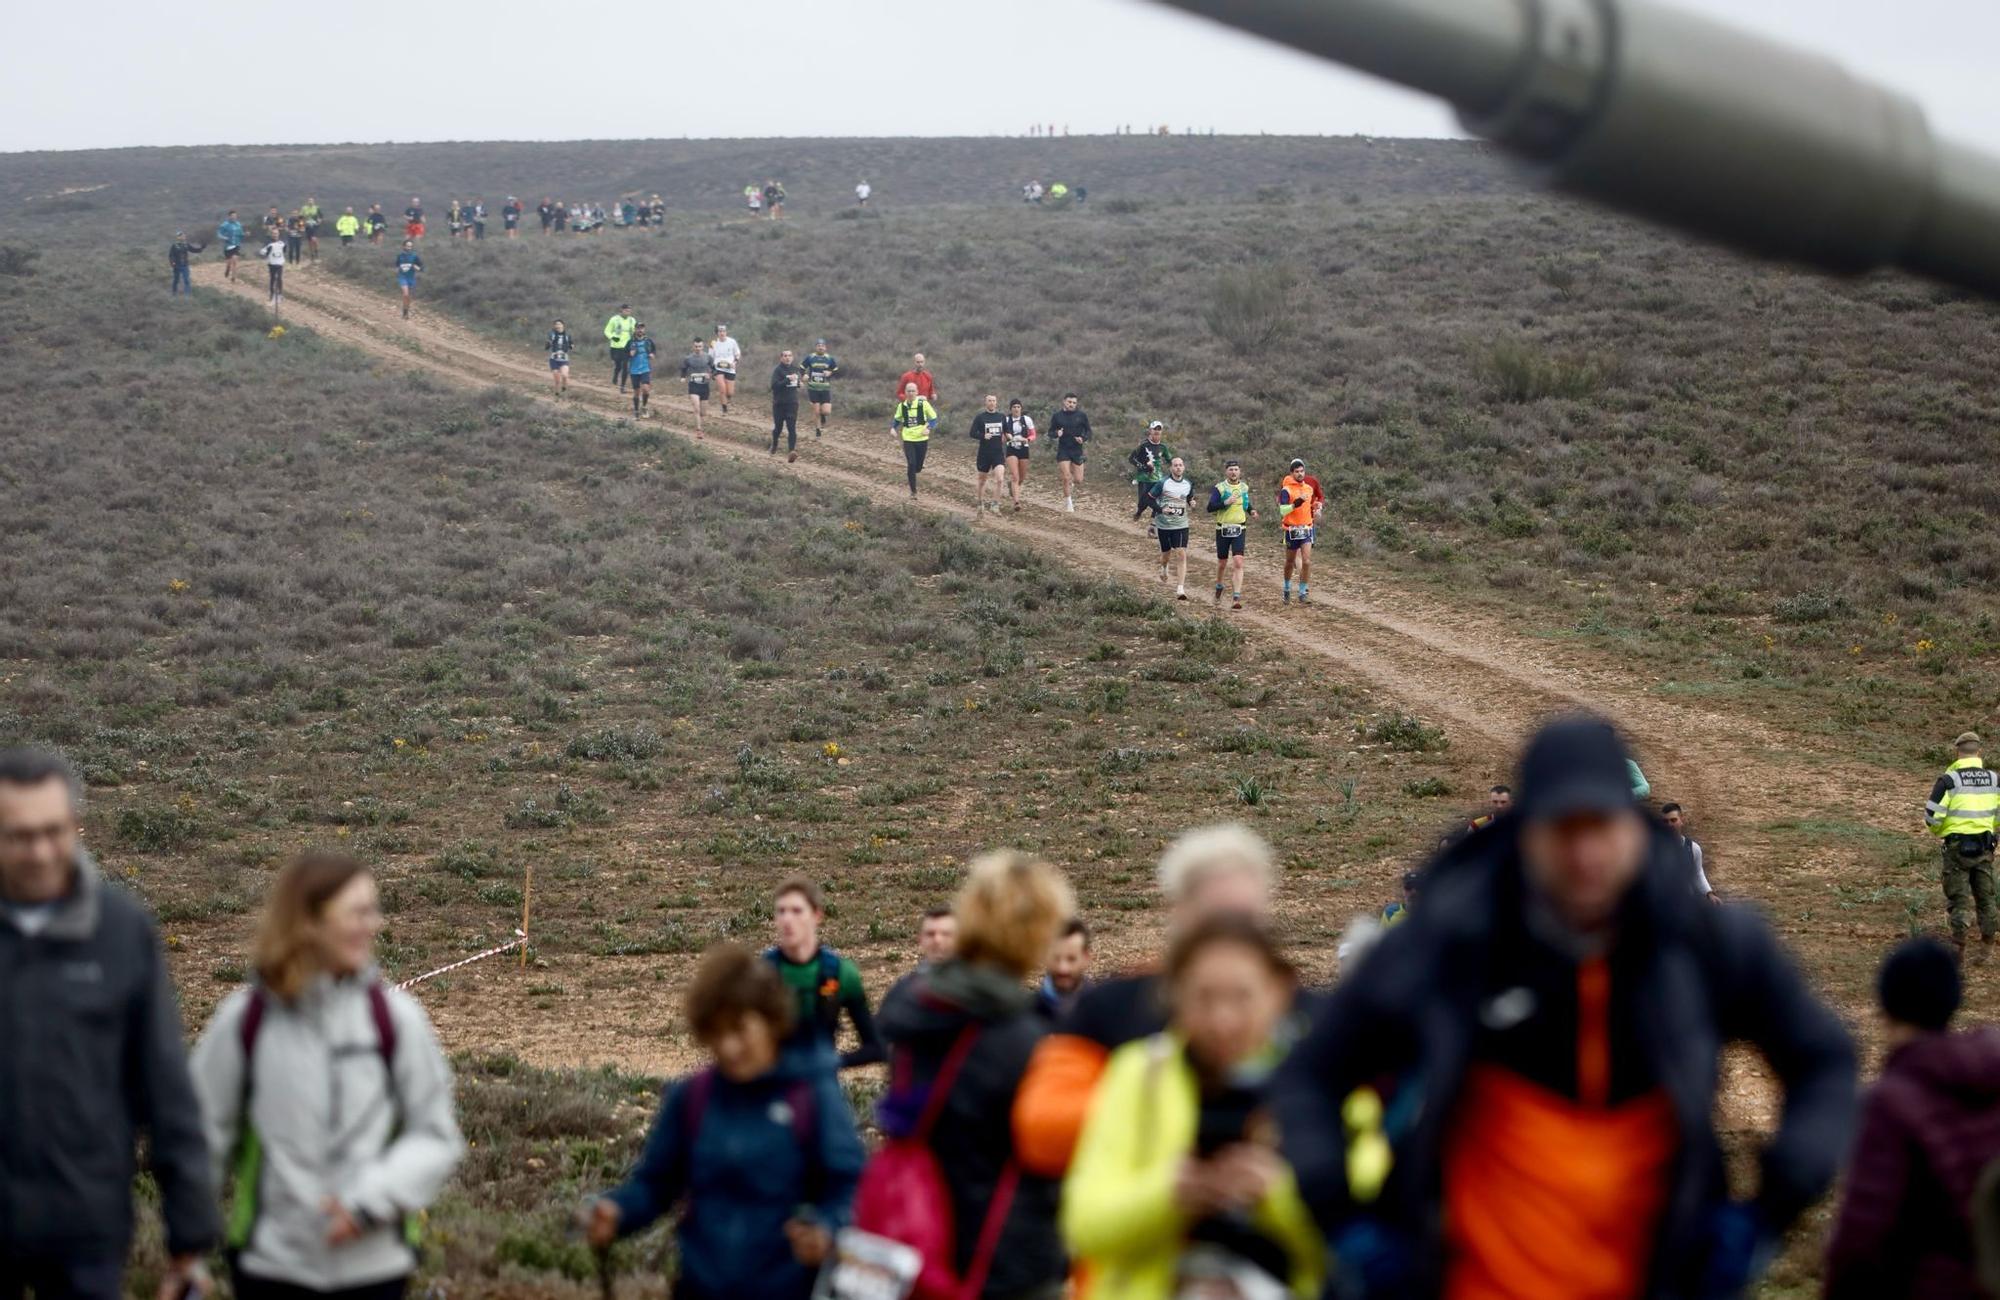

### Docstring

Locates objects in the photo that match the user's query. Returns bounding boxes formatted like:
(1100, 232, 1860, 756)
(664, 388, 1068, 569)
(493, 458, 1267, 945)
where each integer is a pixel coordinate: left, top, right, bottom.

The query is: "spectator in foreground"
(191, 851, 464, 1300)
(878, 850, 1075, 1300)
(1063, 915, 1323, 1298)
(1274, 715, 1856, 1298)
(0, 746, 219, 1300)
(1824, 937, 2000, 1300)
(590, 943, 864, 1300)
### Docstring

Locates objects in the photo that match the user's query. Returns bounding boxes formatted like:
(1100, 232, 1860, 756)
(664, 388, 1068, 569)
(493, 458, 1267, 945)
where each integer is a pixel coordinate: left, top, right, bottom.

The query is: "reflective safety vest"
(1280, 474, 1317, 528)
(1929, 756, 2000, 838)
(895, 398, 937, 441)
(604, 314, 635, 348)
(334, 214, 359, 238)
(1212, 481, 1250, 527)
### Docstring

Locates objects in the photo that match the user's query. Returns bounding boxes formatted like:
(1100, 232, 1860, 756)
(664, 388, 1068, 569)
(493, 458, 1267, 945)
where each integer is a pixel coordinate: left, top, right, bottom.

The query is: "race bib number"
(1161, 500, 1186, 518)
(1286, 525, 1314, 542)
(1218, 525, 1245, 539)
(813, 1229, 920, 1300)
(786, 374, 799, 387)
(551, 351, 568, 363)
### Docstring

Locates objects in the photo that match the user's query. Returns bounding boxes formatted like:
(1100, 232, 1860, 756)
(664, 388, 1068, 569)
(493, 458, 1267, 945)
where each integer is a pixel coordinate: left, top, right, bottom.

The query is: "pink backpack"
(852, 1026, 1021, 1300)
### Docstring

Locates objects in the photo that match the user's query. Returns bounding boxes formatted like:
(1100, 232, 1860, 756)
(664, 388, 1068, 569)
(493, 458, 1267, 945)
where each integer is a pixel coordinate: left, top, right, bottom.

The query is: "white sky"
(2, 0, 1994, 152)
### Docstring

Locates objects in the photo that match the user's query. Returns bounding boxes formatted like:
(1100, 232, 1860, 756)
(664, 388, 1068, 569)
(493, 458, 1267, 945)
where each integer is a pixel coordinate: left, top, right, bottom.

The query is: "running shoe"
(788, 451, 797, 464)
(1299, 592, 1310, 605)
(1176, 587, 1188, 601)
(1232, 596, 1243, 611)
(1065, 497, 1075, 513)
(1283, 590, 1292, 605)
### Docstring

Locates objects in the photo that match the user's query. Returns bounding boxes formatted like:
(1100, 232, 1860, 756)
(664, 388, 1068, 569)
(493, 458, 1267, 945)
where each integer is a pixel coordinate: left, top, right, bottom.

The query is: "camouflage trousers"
(1941, 837, 1999, 941)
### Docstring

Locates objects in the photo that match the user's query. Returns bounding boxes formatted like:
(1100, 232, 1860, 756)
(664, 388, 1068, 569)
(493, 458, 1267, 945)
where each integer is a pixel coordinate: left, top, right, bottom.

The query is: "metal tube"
(1152, 0, 2000, 298)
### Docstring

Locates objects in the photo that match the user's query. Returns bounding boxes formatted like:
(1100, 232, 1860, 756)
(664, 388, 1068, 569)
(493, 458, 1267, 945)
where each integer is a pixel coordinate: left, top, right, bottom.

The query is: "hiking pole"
(1149, 0, 2000, 299)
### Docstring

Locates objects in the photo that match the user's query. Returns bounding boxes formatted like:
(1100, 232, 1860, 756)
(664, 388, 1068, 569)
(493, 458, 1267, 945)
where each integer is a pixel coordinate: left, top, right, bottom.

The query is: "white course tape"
(396, 930, 528, 990)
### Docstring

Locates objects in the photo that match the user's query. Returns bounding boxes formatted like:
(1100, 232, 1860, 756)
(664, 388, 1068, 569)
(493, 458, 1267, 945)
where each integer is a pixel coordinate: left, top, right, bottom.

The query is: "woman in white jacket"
(191, 852, 465, 1300)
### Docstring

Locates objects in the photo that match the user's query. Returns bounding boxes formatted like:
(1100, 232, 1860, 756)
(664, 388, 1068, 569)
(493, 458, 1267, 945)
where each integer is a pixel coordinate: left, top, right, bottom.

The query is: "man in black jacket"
(1274, 716, 1856, 1300)
(0, 748, 218, 1299)
(770, 348, 804, 461)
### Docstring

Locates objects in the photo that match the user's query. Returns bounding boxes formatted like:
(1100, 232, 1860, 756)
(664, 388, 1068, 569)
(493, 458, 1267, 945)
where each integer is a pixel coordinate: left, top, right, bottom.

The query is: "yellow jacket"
(1062, 1033, 1324, 1300)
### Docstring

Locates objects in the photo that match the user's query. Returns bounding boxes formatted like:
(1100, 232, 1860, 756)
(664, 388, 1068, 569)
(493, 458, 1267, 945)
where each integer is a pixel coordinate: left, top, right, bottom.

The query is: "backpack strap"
(912, 1024, 984, 1143)
(239, 987, 267, 1063)
(680, 1068, 717, 1144)
(367, 981, 399, 1078)
(957, 1160, 1022, 1300)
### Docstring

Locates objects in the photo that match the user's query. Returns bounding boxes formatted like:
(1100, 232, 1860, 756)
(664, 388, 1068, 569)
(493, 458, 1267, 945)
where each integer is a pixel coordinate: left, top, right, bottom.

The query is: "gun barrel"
(1155, 0, 2000, 297)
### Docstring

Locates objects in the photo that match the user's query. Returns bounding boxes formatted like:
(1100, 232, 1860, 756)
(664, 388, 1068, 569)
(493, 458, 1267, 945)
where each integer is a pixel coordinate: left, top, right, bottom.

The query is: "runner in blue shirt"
(217, 211, 245, 281)
(803, 339, 839, 437)
(627, 324, 657, 418)
(395, 241, 423, 319)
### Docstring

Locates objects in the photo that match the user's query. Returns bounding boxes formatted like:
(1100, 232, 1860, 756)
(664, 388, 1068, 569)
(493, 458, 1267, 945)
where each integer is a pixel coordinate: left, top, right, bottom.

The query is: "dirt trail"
(195, 260, 1925, 1070)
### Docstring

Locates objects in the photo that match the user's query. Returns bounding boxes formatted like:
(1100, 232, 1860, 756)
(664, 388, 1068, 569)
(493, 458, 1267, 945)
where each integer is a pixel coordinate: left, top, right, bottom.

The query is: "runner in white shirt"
(710, 325, 743, 414)
(260, 237, 287, 308)
(856, 180, 872, 208)
(1154, 457, 1196, 599)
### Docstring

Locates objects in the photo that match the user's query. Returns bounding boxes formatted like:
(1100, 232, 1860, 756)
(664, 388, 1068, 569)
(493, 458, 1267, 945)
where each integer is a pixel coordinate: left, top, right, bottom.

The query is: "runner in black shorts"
(804, 339, 838, 435)
(1205, 458, 1256, 610)
(681, 337, 713, 437)
(1001, 400, 1035, 511)
(969, 395, 1008, 515)
(1048, 392, 1092, 512)
(1154, 457, 1195, 599)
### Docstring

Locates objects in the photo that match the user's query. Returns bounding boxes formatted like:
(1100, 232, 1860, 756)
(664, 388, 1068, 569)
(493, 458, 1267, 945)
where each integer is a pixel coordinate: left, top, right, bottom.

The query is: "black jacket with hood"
(1271, 814, 1857, 1299)
(0, 851, 220, 1261)
(877, 959, 1065, 1299)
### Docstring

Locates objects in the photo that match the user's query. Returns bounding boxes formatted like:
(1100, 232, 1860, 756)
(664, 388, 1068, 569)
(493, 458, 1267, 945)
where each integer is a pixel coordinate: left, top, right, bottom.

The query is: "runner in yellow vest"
(333, 209, 360, 247)
(891, 382, 938, 500)
(1205, 459, 1257, 610)
(604, 306, 636, 393)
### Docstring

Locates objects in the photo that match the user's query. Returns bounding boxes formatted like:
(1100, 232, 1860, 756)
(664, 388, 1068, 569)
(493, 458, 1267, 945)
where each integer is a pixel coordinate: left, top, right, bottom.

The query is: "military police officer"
(1924, 731, 1999, 961)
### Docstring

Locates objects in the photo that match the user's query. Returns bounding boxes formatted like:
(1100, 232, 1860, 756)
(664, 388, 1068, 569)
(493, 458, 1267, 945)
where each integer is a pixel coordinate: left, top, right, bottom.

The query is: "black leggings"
(902, 438, 928, 493)
(611, 347, 629, 387)
(267, 265, 283, 295)
(772, 404, 798, 452)
(285, 235, 302, 261)
(1136, 480, 1161, 519)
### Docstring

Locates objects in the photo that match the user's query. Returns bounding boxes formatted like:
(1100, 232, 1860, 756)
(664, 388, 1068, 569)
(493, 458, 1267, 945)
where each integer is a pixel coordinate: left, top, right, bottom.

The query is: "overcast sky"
(2, 0, 1993, 153)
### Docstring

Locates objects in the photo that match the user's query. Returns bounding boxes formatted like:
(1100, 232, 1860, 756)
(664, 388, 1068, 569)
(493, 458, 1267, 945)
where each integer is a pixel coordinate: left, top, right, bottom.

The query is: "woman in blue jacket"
(588, 943, 864, 1300)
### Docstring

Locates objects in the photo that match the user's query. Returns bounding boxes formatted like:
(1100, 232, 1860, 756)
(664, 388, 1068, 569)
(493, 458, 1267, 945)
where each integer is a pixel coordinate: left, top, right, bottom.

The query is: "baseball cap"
(1290, 457, 1307, 469)
(816, 338, 828, 346)
(1516, 716, 1638, 822)
(1223, 458, 1240, 468)
(1148, 419, 1164, 431)
(1956, 731, 1983, 747)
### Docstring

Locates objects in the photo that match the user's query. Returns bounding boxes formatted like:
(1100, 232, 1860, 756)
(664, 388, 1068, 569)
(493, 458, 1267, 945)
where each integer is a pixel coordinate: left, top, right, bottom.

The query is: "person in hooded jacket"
(878, 850, 1075, 1300)
(1272, 715, 1855, 1300)
(1824, 937, 2000, 1300)
(190, 852, 464, 1300)
(589, 943, 864, 1300)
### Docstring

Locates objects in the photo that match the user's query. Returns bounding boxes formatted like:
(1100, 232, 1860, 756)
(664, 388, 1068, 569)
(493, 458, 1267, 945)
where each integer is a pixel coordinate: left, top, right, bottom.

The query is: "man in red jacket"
(1825, 937, 2000, 1299)
(896, 352, 938, 405)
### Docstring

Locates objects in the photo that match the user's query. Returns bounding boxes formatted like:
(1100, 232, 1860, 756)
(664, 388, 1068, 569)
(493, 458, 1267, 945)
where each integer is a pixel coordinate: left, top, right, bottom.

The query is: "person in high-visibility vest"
(604, 306, 636, 394)
(1926, 730, 1999, 960)
(333, 208, 360, 247)
(890, 382, 938, 499)
(1277, 456, 1323, 606)
(1205, 459, 1257, 610)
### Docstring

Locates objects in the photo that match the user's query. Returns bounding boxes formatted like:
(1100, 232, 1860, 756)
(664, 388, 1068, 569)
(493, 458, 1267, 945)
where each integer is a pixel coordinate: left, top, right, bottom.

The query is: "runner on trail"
(471, 197, 487, 240)
(1277, 457, 1322, 605)
(764, 180, 785, 219)
(649, 194, 665, 226)
(217, 210, 244, 280)
(283, 211, 305, 265)
(970, 394, 1010, 514)
(547, 319, 573, 397)
(365, 203, 388, 244)
(300, 196, 321, 260)
(446, 198, 464, 239)
(770, 348, 804, 461)
(896, 352, 939, 404)
(710, 325, 742, 413)
(1002, 399, 1036, 510)
(681, 337, 713, 436)
(1156, 455, 1195, 599)
(502, 196, 523, 236)
(627, 324, 657, 417)
(260, 231, 287, 307)
(1049, 392, 1093, 512)
(803, 339, 838, 435)
(334, 207, 359, 247)
(855, 179, 871, 208)
(1207, 458, 1256, 609)
(892, 382, 939, 500)
(261, 205, 282, 242)
(604, 305, 635, 392)
(167, 231, 202, 296)
(1127, 419, 1174, 524)
(764, 877, 885, 1069)
(395, 240, 423, 319)
(403, 197, 424, 240)
(537, 197, 555, 233)
(745, 185, 763, 217)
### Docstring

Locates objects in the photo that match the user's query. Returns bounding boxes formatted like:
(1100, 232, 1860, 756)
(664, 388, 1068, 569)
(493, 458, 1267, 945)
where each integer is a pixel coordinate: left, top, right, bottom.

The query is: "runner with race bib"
(1278, 456, 1323, 606)
(1156, 456, 1196, 600)
(546, 319, 573, 397)
(1206, 459, 1257, 610)
(804, 339, 839, 436)
(1001, 400, 1036, 512)
(969, 395, 1009, 515)
(710, 324, 742, 413)
(681, 337, 713, 437)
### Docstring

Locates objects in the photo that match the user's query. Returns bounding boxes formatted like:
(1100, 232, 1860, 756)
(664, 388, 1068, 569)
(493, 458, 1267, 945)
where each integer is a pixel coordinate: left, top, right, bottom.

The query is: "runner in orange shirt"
(1277, 457, 1323, 605)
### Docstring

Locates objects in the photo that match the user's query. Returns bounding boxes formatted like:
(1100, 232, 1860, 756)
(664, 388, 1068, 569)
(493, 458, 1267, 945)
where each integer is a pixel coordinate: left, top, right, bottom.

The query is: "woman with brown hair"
(875, 850, 1076, 1300)
(587, 942, 865, 1300)
(189, 852, 464, 1300)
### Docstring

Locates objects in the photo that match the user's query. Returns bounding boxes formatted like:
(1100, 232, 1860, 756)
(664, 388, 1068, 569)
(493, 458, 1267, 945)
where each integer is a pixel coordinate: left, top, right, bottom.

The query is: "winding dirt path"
(193, 259, 1939, 1079)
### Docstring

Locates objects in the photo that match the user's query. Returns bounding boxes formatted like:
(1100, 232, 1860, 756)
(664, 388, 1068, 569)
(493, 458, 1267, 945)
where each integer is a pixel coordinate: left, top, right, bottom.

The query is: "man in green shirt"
(763, 876, 884, 1069)
(604, 306, 636, 393)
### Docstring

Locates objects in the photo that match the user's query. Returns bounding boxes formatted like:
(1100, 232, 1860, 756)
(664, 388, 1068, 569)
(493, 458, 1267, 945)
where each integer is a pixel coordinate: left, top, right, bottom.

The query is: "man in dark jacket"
(0, 747, 218, 1299)
(1274, 716, 1856, 1300)
(1825, 937, 2000, 1299)
(879, 957, 1065, 1300)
